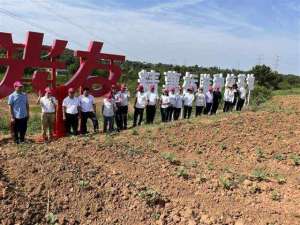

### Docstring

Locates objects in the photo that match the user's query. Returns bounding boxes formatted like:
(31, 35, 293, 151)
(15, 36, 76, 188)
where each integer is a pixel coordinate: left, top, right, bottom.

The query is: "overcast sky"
(0, 0, 299, 74)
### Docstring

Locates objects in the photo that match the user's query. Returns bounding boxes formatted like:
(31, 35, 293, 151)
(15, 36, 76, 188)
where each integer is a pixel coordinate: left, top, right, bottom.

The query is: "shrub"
(251, 168, 269, 181)
(176, 166, 189, 179)
(161, 152, 179, 165)
(251, 85, 273, 106)
(138, 188, 166, 206)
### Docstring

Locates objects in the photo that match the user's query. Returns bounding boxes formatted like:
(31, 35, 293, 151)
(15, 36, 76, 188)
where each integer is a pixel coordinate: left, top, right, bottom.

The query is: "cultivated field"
(0, 95, 300, 225)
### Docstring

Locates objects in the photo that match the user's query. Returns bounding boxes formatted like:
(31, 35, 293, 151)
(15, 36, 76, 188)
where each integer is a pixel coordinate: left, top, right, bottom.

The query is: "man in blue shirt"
(8, 81, 30, 144)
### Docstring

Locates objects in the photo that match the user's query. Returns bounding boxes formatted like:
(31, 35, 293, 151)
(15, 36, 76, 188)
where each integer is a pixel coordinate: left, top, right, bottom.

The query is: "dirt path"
(0, 95, 300, 225)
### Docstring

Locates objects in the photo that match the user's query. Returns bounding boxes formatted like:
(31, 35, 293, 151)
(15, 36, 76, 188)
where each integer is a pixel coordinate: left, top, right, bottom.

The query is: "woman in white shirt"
(183, 87, 194, 119)
(174, 87, 183, 121)
(146, 85, 158, 124)
(223, 86, 235, 113)
(37, 87, 57, 141)
(204, 86, 213, 115)
(133, 85, 148, 127)
(62, 88, 81, 135)
(195, 87, 206, 117)
(102, 92, 116, 133)
(160, 89, 170, 122)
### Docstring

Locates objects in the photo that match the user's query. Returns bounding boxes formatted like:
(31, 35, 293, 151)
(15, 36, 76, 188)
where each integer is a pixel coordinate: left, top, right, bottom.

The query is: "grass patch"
(176, 166, 189, 179)
(138, 187, 166, 207)
(251, 168, 269, 182)
(161, 152, 180, 165)
(290, 154, 300, 166)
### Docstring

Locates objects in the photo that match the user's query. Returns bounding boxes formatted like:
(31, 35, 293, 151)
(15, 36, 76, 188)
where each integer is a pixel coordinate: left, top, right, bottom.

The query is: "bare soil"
(0, 95, 300, 225)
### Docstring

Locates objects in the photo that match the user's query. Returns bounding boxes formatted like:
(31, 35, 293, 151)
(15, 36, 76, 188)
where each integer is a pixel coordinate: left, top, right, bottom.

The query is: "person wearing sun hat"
(37, 87, 57, 141)
(133, 84, 148, 127)
(146, 84, 158, 124)
(8, 81, 30, 144)
(62, 88, 81, 135)
(102, 91, 116, 133)
(183, 86, 194, 119)
(160, 88, 170, 122)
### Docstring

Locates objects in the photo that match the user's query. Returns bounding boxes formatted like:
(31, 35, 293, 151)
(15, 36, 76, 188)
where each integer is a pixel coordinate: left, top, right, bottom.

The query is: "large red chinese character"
(0, 31, 125, 138)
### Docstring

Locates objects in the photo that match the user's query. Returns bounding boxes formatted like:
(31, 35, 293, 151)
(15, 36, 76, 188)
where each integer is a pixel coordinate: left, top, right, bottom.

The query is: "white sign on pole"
(182, 72, 198, 93)
(200, 74, 212, 93)
(213, 73, 224, 89)
(246, 74, 255, 105)
(225, 74, 236, 87)
(138, 70, 160, 93)
(164, 71, 181, 93)
(237, 74, 247, 88)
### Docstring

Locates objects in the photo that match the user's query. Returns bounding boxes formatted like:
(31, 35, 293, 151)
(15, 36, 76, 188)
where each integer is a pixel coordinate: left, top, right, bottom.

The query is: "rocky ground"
(0, 95, 300, 225)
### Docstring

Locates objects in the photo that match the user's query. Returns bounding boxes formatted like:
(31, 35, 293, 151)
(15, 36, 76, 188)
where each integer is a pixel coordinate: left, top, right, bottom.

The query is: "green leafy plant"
(271, 190, 281, 201)
(176, 166, 189, 179)
(251, 168, 269, 182)
(131, 129, 139, 136)
(45, 212, 58, 225)
(219, 176, 235, 190)
(78, 180, 90, 189)
(273, 154, 286, 161)
(138, 188, 166, 206)
(161, 152, 179, 165)
(255, 148, 266, 161)
(290, 154, 300, 166)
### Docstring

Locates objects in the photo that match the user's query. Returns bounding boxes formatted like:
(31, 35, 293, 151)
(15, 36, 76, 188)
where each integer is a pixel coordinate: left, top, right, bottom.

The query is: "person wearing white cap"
(146, 85, 158, 124)
(62, 88, 81, 135)
(37, 87, 57, 141)
(173, 87, 183, 120)
(133, 84, 148, 127)
(195, 87, 206, 116)
(8, 81, 29, 144)
(183, 87, 194, 119)
(160, 89, 170, 122)
(102, 92, 116, 133)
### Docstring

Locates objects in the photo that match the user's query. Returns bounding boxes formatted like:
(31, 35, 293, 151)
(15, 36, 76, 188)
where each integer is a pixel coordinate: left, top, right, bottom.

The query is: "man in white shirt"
(118, 84, 130, 129)
(79, 87, 99, 134)
(168, 88, 176, 122)
(146, 85, 158, 124)
(62, 88, 81, 135)
(160, 89, 170, 122)
(37, 87, 57, 141)
(102, 92, 116, 133)
(174, 87, 183, 121)
(236, 86, 247, 111)
(133, 85, 148, 127)
(223, 86, 235, 113)
(183, 87, 194, 119)
(204, 86, 213, 115)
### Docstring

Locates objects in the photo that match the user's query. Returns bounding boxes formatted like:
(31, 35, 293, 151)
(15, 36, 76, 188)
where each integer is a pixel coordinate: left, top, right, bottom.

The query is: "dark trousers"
(167, 106, 175, 121)
(65, 113, 79, 135)
(223, 101, 231, 113)
(103, 116, 114, 133)
(80, 112, 99, 134)
(211, 102, 220, 115)
(12, 117, 28, 143)
(236, 99, 245, 111)
(173, 108, 181, 121)
(146, 105, 156, 124)
(195, 106, 204, 116)
(183, 106, 192, 119)
(161, 108, 168, 122)
(133, 107, 144, 126)
(115, 108, 123, 131)
(204, 103, 212, 115)
(120, 106, 128, 129)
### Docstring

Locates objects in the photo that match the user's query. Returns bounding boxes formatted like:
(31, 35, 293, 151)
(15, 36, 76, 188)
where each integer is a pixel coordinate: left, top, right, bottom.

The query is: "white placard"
(200, 74, 212, 93)
(246, 74, 255, 91)
(138, 70, 160, 93)
(164, 71, 181, 93)
(225, 74, 236, 87)
(213, 73, 224, 89)
(237, 74, 247, 88)
(182, 72, 198, 93)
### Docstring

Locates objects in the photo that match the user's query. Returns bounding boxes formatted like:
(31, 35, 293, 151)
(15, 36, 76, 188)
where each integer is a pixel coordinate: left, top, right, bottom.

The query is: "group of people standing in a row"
(6, 80, 246, 144)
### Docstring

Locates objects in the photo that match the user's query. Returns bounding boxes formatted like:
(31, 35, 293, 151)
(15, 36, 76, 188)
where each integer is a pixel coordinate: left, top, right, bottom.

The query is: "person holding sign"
(223, 86, 234, 113)
(195, 87, 206, 116)
(168, 88, 177, 121)
(183, 87, 194, 119)
(160, 89, 170, 122)
(118, 84, 130, 129)
(236, 86, 247, 111)
(211, 86, 222, 115)
(174, 87, 183, 120)
(204, 86, 213, 115)
(37, 87, 57, 141)
(146, 85, 158, 124)
(133, 85, 148, 127)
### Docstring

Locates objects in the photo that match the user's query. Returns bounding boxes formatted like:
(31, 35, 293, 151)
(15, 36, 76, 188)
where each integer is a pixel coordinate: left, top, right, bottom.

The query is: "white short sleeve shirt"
(103, 98, 115, 117)
(160, 95, 170, 109)
(40, 96, 57, 113)
(79, 95, 95, 112)
(148, 92, 158, 106)
(135, 92, 148, 109)
(183, 93, 195, 107)
(62, 96, 80, 114)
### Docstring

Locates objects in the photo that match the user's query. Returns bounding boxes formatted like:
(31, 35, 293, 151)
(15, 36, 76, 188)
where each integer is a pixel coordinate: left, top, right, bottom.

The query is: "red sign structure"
(0, 31, 125, 137)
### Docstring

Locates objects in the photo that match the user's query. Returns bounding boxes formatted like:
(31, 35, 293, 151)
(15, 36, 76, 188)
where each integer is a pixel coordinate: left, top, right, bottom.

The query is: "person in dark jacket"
(231, 84, 238, 111)
(210, 86, 222, 115)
